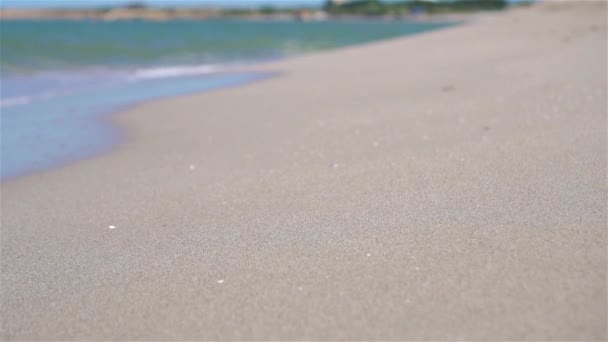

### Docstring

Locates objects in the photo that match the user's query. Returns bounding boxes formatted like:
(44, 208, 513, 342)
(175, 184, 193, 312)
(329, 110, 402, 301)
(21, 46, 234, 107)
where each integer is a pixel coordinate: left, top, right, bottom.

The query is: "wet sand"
(1, 2, 606, 340)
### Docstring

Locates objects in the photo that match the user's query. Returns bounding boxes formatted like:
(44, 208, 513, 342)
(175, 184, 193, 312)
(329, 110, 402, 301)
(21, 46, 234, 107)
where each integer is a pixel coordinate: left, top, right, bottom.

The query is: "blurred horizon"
(3, 0, 325, 9)
(1, 0, 530, 9)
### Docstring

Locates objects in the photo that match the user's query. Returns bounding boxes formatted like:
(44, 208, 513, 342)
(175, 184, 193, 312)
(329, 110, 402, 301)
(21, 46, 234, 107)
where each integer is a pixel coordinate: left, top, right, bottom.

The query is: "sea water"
(0, 19, 452, 180)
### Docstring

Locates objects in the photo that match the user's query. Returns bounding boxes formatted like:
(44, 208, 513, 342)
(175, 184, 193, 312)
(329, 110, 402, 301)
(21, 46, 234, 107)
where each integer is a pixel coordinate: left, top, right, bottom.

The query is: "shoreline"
(0, 71, 276, 181)
(0, 14, 471, 24)
(1, 19, 454, 182)
(1, 2, 606, 340)
(0, 5, 516, 22)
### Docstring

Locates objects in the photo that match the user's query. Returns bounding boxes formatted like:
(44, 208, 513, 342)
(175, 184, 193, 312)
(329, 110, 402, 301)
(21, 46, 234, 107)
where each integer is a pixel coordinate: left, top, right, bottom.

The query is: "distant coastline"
(0, 0, 532, 22)
(0, 8, 469, 22)
(0, 7, 226, 22)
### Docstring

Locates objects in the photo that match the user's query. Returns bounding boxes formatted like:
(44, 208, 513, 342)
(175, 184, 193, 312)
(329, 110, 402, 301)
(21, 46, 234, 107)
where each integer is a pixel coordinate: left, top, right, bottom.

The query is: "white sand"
(1, 2, 606, 340)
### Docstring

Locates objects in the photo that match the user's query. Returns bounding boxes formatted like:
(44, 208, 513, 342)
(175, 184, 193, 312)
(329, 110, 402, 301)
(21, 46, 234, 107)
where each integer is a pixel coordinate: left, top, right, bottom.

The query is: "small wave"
(0, 96, 33, 107)
(130, 64, 222, 81)
(0, 89, 80, 108)
(1, 64, 229, 108)
(0, 85, 99, 108)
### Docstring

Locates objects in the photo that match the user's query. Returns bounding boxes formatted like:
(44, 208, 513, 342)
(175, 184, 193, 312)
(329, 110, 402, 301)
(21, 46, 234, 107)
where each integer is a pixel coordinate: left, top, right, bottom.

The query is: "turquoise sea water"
(0, 19, 452, 180)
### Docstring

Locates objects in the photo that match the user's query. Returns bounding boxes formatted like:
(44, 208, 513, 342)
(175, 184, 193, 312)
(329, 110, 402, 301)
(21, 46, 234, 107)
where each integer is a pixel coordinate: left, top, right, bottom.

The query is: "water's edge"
(1, 71, 277, 181)
(1, 20, 458, 182)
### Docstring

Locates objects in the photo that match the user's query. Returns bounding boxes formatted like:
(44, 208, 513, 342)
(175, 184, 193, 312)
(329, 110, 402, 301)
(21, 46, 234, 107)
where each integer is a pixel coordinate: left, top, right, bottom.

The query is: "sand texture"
(1, 1, 607, 340)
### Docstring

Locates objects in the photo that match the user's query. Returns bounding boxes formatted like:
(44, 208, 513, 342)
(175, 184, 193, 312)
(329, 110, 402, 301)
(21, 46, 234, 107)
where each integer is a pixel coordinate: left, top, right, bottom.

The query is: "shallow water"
(1, 72, 271, 180)
(0, 19, 452, 180)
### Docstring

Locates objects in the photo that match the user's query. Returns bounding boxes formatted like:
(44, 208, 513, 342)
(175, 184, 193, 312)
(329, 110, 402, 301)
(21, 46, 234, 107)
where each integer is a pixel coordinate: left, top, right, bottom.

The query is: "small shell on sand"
(108, 225, 116, 229)
(217, 279, 224, 284)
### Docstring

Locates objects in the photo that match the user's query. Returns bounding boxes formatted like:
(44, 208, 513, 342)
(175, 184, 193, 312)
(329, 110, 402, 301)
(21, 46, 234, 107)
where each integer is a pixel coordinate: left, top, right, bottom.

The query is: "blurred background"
(0, 0, 527, 179)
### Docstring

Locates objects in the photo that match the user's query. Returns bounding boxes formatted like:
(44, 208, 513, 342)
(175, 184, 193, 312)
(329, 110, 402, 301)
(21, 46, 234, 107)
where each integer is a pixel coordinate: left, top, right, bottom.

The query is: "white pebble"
(217, 279, 224, 284)
(366, 253, 372, 257)
(108, 225, 116, 229)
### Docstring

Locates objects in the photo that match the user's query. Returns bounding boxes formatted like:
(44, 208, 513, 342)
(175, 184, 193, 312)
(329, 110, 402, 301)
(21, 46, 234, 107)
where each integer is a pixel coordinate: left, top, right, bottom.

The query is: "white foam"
(130, 64, 222, 81)
(1, 63, 231, 108)
(0, 96, 32, 107)
(0, 90, 76, 108)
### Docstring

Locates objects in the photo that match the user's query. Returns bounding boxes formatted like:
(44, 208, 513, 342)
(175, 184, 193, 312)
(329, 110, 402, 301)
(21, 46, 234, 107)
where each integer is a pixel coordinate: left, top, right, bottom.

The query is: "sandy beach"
(1, 1, 606, 340)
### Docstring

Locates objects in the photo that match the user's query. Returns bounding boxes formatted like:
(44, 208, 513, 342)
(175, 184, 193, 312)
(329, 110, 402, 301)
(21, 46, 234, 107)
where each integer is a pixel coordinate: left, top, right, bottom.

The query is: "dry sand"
(1, 2, 606, 340)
